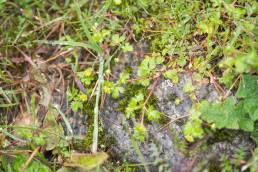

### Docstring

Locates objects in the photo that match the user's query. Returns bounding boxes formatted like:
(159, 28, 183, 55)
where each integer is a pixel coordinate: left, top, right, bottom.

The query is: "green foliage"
(0, 0, 257, 170)
(64, 152, 108, 171)
(222, 49, 258, 74)
(67, 88, 88, 112)
(77, 68, 94, 86)
(125, 92, 144, 118)
(184, 74, 258, 142)
(201, 75, 258, 132)
(163, 69, 178, 84)
(66, 67, 96, 112)
(1, 154, 51, 172)
(121, 42, 133, 52)
(137, 53, 164, 86)
(183, 79, 195, 93)
(133, 123, 147, 142)
(103, 70, 130, 99)
(183, 107, 204, 142)
(110, 34, 125, 46)
(146, 106, 161, 121)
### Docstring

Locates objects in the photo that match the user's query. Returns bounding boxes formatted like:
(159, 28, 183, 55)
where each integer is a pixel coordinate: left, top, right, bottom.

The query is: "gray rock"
(100, 42, 255, 171)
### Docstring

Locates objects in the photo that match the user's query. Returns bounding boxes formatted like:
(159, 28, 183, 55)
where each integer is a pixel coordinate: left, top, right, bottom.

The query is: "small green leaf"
(111, 86, 125, 99)
(71, 101, 83, 112)
(113, 0, 122, 5)
(147, 106, 161, 121)
(133, 123, 147, 142)
(118, 71, 130, 84)
(122, 42, 133, 52)
(236, 75, 258, 98)
(111, 34, 125, 46)
(183, 80, 195, 93)
(163, 69, 178, 84)
(250, 108, 258, 121)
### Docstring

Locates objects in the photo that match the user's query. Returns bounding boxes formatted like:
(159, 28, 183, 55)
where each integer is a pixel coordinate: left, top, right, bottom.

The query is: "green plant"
(184, 74, 258, 142)
(137, 53, 164, 86)
(125, 92, 144, 118)
(1, 154, 52, 172)
(133, 123, 147, 142)
(163, 69, 179, 84)
(0, 0, 257, 170)
(103, 70, 130, 99)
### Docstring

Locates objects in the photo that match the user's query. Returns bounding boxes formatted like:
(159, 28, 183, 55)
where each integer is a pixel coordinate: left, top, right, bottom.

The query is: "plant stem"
(92, 55, 104, 153)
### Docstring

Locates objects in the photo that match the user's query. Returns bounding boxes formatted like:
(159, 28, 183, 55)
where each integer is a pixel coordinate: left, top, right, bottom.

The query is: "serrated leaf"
(71, 101, 83, 112)
(134, 92, 144, 102)
(147, 106, 161, 121)
(118, 71, 130, 84)
(236, 75, 258, 98)
(133, 123, 147, 142)
(243, 97, 258, 118)
(250, 108, 258, 121)
(155, 55, 164, 64)
(122, 42, 133, 52)
(139, 78, 150, 86)
(111, 34, 125, 46)
(200, 97, 241, 129)
(239, 118, 254, 132)
(111, 86, 125, 99)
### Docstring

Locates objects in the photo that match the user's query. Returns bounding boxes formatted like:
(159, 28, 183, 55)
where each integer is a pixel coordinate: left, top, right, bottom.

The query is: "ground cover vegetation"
(0, 0, 257, 171)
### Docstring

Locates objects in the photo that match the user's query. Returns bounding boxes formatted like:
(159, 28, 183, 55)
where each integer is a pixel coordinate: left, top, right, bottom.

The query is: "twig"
(159, 115, 189, 131)
(40, 48, 74, 64)
(140, 77, 161, 124)
(92, 55, 104, 153)
(209, 72, 225, 95)
(20, 147, 40, 172)
(223, 75, 241, 99)
(15, 47, 37, 68)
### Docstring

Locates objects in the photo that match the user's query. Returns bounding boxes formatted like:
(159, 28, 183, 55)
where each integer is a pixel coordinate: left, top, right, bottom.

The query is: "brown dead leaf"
(11, 57, 25, 64)
(14, 112, 33, 126)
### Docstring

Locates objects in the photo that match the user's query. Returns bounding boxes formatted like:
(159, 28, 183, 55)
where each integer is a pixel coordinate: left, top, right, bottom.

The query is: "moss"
(72, 102, 105, 151)
(117, 84, 145, 112)
(207, 129, 237, 144)
(167, 92, 177, 102)
(169, 129, 188, 155)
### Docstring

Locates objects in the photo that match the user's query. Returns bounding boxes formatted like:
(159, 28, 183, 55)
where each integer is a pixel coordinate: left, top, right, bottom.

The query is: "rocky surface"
(100, 42, 255, 171)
